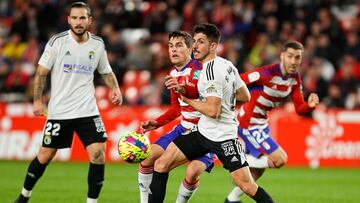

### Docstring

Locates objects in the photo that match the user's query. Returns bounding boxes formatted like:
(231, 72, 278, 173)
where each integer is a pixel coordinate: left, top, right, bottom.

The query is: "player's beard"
(70, 25, 88, 37)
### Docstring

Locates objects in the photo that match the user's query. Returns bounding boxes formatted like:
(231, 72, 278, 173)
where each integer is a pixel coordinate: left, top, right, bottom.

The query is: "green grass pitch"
(1, 160, 359, 203)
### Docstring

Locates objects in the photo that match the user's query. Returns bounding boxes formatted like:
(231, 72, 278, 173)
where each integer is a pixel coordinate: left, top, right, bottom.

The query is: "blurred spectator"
(0, 0, 358, 109)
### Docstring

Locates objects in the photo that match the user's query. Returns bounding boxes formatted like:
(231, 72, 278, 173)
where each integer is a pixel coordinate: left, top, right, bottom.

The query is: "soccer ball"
(118, 131, 151, 163)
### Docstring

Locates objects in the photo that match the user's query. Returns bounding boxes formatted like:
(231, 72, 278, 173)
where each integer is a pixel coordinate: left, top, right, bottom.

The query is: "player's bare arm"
(101, 72, 123, 105)
(235, 86, 251, 103)
(181, 95, 221, 119)
(33, 65, 49, 117)
(307, 93, 319, 108)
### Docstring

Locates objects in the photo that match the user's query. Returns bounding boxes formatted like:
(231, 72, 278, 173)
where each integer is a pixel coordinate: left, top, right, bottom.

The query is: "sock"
(245, 155, 275, 168)
(148, 171, 169, 203)
(86, 197, 97, 203)
(226, 186, 244, 202)
(251, 186, 274, 203)
(138, 163, 154, 203)
(22, 157, 48, 195)
(176, 179, 199, 203)
(87, 163, 104, 199)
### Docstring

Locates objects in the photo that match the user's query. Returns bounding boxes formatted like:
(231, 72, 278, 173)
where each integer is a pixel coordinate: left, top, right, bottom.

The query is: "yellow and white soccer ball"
(118, 131, 151, 163)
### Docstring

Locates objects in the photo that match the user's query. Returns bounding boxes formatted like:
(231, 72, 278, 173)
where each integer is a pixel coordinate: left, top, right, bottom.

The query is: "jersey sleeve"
(97, 44, 113, 74)
(291, 77, 313, 115)
(38, 39, 57, 70)
(233, 66, 246, 90)
(155, 89, 181, 128)
(203, 62, 223, 98)
(240, 67, 270, 85)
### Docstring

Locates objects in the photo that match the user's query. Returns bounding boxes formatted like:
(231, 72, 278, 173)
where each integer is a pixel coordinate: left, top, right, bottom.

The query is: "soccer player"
(148, 23, 274, 203)
(14, 2, 122, 203)
(138, 30, 213, 203)
(224, 41, 319, 203)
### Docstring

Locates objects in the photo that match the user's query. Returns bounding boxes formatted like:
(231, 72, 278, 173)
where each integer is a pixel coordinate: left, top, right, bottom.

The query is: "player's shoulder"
(213, 56, 238, 74)
(48, 30, 69, 47)
(89, 33, 105, 45)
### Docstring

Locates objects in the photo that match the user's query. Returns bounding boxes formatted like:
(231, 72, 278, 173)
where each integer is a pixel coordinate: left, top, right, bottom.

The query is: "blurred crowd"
(0, 0, 359, 109)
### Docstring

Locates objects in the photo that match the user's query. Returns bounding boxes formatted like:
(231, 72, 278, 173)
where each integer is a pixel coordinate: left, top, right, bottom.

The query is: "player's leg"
(76, 116, 107, 203)
(225, 168, 265, 203)
(149, 142, 189, 203)
(149, 131, 208, 203)
(210, 137, 273, 203)
(15, 147, 58, 203)
(226, 127, 279, 202)
(15, 119, 73, 203)
(139, 144, 164, 203)
(176, 155, 212, 203)
(139, 124, 186, 203)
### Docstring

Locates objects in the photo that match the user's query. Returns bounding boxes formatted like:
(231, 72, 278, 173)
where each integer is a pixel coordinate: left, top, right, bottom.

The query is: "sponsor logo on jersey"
(63, 64, 93, 75)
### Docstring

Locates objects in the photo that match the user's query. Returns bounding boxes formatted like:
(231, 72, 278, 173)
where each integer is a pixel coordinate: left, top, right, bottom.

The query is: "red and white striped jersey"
(155, 59, 202, 129)
(239, 63, 313, 128)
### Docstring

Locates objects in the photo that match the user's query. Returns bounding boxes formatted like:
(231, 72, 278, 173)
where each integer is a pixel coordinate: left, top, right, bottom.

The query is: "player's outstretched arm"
(101, 72, 123, 105)
(33, 65, 49, 117)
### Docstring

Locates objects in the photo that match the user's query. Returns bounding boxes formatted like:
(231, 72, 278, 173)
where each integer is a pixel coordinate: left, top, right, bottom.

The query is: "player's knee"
(37, 148, 57, 164)
(90, 149, 105, 164)
(273, 154, 288, 168)
(154, 157, 171, 172)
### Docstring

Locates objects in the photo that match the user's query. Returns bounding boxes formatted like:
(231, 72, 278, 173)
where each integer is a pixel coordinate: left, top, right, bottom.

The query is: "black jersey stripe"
(209, 61, 214, 80)
(49, 32, 68, 46)
(206, 62, 211, 80)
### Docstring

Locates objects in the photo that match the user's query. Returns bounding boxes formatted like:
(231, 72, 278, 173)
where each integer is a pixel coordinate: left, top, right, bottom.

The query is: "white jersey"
(197, 56, 245, 141)
(38, 30, 113, 119)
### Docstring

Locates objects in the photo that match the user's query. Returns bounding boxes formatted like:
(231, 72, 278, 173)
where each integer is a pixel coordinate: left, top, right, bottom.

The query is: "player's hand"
(110, 87, 123, 105)
(140, 119, 157, 133)
(164, 75, 184, 93)
(33, 100, 45, 117)
(179, 94, 189, 104)
(308, 93, 319, 108)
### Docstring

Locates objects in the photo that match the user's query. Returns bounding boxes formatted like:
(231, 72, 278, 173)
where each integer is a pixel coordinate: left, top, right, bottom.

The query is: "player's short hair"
(283, 41, 304, 52)
(169, 31, 193, 48)
(193, 23, 221, 44)
(68, 1, 91, 17)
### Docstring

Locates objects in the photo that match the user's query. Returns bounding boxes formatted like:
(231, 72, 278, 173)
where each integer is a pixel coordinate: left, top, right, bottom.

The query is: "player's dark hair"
(283, 41, 304, 51)
(69, 1, 91, 17)
(193, 23, 221, 44)
(169, 31, 193, 48)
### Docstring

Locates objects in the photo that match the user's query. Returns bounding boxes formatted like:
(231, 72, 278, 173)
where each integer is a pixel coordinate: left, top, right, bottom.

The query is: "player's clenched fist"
(308, 93, 319, 108)
(140, 119, 158, 133)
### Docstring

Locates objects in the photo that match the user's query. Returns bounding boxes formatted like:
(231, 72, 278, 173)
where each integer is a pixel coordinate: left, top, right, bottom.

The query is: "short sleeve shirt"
(197, 56, 245, 141)
(38, 30, 112, 119)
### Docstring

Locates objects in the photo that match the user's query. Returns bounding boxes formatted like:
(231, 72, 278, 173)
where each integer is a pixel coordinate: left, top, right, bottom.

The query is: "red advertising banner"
(0, 103, 359, 168)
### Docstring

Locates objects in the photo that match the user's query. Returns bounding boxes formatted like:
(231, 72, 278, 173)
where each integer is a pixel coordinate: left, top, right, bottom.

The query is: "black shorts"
(173, 130, 248, 172)
(41, 115, 107, 149)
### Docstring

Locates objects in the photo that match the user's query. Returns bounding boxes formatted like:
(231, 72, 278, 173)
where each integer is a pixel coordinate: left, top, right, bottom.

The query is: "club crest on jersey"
(89, 51, 95, 60)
